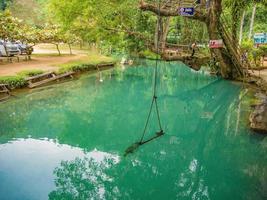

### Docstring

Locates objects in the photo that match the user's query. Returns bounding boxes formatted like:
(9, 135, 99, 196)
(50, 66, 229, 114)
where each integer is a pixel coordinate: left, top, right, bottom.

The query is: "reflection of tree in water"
(176, 159, 209, 200)
(176, 81, 235, 199)
(49, 155, 165, 200)
(166, 79, 267, 200)
(49, 153, 121, 200)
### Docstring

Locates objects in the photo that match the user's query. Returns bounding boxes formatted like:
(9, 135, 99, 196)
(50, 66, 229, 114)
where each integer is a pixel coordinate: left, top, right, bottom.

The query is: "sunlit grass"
(31, 53, 72, 57)
(56, 53, 117, 74)
(35, 43, 91, 51)
(17, 69, 44, 77)
(0, 49, 117, 88)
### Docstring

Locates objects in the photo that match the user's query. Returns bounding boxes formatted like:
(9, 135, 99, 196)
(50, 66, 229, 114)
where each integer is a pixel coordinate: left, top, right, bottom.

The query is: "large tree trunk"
(154, 16, 170, 52)
(54, 44, 61, 56)
(68, 43, 72, 55)
(248, 5, 257, 40)
(206, 0, 232, 78)
(154, 17, 160, 50)
(181, 18, 191, 44)
(231, 11, 239, 51)
(239, 10, 246, 45)
(161, 17, 170, 50)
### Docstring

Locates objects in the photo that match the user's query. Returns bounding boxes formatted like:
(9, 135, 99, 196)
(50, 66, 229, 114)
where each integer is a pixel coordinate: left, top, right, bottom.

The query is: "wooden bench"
(17, 55, 31, 61)
(7, 55, 20, 63)
(0, 84, 11, 101)
(0, 56, 20, 63)
(26, 71, 74, 89)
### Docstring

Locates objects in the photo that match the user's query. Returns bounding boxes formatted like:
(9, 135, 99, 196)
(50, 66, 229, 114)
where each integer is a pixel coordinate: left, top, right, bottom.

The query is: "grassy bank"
(0, 54, 116, 89)
(57, 54, 116, 74)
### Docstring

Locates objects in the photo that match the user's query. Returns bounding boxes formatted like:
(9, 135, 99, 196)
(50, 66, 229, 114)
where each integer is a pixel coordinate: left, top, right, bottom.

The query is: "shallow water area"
(0, 60, 266, 200)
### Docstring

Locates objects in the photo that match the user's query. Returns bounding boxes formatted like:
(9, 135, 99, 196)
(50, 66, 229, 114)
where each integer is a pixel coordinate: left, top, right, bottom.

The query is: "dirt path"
(249, 60, 267, 83)
(0, 53, 87, 76)
(250, 69, 267, 82)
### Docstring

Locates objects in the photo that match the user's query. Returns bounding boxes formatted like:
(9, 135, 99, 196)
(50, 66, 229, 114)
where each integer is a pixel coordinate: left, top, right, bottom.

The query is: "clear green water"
(0, 60, 266, 200)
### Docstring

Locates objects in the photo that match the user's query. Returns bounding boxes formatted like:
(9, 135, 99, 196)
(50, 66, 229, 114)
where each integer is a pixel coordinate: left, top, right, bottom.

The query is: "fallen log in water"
(161, 51, 210, 71)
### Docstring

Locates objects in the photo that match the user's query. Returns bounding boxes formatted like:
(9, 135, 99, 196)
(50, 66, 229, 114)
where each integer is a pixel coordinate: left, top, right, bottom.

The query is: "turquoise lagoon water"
(0, 60, 266, 200)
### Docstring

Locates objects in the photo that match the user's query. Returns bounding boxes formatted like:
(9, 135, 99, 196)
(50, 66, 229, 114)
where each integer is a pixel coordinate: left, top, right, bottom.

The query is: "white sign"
(209, 40, 223, 48)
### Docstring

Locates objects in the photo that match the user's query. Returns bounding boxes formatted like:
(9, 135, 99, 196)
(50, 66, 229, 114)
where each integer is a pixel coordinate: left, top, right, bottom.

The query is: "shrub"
(139, 50, 158, 59)
(57, 63, 96, 74)
(259, 45, 267, 56)
(0, 54, 116, 89)
(17, 69, 44, 77)
(57, 55, 116, 74)
(241, 41, 267, 67)
(0, 76, 26, 88)
(0, 70, 45, 89)
(251, 48, 264, 66)
(241, 40, 254, 52)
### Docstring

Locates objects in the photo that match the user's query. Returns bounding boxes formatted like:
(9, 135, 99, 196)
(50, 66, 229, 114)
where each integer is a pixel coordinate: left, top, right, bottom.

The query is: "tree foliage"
(1, 0, 266, 67)
(224, 0, 267, 42)
(0, 10, 41, 45)
(0, 9, 81, 55)
(9, 0, 46, 25)
(0, 0, 12, 11)
(0, 10, 20, 39)
(47, 0, 156, 53)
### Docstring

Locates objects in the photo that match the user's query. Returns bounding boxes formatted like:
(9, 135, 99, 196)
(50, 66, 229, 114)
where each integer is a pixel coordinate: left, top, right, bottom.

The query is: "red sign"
(209, 40, 223, 48)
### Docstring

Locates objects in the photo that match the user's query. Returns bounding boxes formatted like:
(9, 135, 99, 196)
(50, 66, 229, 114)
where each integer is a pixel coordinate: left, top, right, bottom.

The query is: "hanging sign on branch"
(209, 40, 224, 49)
(179, 7, 195, 16)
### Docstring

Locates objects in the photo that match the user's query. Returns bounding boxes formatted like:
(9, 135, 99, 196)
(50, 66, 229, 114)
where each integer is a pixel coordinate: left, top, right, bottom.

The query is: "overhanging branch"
(139, 0, 207, 22)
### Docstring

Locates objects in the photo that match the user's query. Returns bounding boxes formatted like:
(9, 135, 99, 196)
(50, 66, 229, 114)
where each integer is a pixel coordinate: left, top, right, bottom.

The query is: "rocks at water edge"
(249, 93, 267, 134)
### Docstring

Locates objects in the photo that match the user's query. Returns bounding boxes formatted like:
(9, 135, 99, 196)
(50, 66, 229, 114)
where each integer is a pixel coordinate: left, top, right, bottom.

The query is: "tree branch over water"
(139, 0, 207, 22)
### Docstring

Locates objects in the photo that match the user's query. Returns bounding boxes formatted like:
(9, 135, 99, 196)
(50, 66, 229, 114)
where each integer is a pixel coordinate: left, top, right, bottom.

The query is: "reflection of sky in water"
(0, 139, 120, 200)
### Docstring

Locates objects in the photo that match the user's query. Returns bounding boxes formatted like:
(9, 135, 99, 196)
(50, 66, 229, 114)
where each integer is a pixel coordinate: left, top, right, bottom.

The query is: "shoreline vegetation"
(0, 54, 116, 89)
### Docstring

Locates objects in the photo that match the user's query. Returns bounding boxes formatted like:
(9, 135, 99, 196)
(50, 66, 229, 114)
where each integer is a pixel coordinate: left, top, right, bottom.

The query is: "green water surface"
(0, 60, 266, 200)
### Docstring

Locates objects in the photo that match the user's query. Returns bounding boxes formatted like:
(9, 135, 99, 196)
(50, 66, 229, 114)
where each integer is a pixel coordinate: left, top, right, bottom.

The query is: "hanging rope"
(141, 0, 164, 140)
(124, 0, 165, 156)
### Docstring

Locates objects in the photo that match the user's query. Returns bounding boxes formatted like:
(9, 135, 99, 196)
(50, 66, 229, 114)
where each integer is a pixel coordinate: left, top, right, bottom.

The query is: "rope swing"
(124, 0, 165, 156)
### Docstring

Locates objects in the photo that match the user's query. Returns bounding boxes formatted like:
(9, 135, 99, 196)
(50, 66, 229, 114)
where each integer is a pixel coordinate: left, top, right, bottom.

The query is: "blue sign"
(179, 7, 195, 16)
(254, 33, 267, 45)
